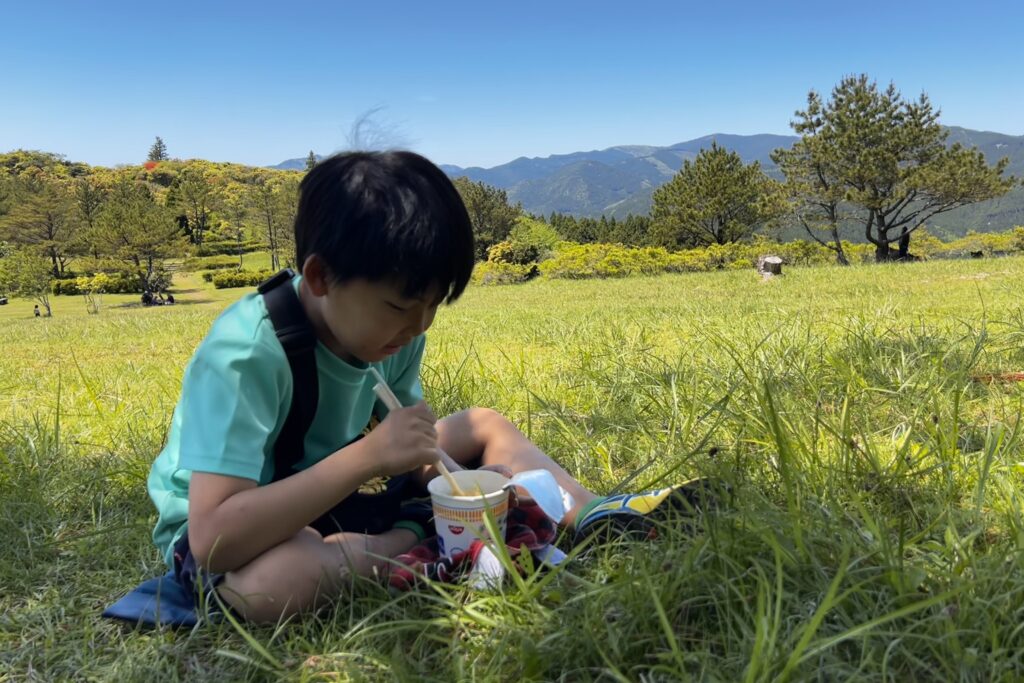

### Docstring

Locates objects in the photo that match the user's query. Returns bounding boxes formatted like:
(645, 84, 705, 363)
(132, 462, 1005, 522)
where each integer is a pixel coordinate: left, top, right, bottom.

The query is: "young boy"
(147, 151, 704, 622)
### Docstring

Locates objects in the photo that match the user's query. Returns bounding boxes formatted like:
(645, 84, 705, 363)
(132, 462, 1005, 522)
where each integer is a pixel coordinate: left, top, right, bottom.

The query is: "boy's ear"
(301, 254, 331, 296)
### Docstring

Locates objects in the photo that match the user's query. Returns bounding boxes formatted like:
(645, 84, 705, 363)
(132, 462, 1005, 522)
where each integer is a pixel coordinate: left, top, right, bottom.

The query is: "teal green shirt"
(147, 275, 425, 566)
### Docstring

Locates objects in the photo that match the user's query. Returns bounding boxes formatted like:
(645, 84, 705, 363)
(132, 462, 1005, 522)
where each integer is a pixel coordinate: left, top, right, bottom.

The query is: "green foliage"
(0, 149, 90, 180)
(248, 171, 300, 271)
(539, 243, 681, 279)
(0, 246, 54, 313)
(451, 176, 521, 260)
(181, 254, 242, 272)
(535, 239, 882, 281)
(775, 75, 1016, 261)
(0, 177, 81, 277)
(192, 238, 266, 257)
(94, 175, 183, 292)
(940, 230, 1022, 257)
(486, 240, 539, 266)
(211, 269, 274, 289)
(651, 142, 786, 248)
(485, 217, 566, 271)
(1014, 226, 1024, 251)
(508, 216, 561, 254)
(168, 164, 218, 247)
(51, 272, 143, 295)
(471, 260, 538, 285)
(147, 137, 168, 162)
(549, 212, 653, 246)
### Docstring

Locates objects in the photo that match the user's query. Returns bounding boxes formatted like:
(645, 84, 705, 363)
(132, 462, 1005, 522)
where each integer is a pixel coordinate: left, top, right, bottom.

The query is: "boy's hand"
(366, 401, 440, 476)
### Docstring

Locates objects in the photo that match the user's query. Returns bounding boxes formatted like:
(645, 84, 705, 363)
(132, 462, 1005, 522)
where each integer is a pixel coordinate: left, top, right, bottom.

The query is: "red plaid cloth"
(388, 501, 557, 591)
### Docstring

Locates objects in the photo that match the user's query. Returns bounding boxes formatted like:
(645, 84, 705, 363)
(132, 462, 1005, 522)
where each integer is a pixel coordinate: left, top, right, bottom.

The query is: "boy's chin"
(355, 347, 399, 363)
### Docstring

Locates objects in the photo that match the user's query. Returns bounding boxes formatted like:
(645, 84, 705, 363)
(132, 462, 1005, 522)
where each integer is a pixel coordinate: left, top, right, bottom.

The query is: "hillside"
(434, 128, 1024, 232)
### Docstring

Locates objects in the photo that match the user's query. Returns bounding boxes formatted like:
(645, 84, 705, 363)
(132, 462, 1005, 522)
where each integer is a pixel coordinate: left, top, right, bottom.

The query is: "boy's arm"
(188, 402, 441, 573)
(382, 336, 461, 482)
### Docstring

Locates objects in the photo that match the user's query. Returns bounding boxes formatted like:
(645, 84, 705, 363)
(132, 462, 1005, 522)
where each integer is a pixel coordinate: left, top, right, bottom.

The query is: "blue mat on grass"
(102, 571, 201, 628)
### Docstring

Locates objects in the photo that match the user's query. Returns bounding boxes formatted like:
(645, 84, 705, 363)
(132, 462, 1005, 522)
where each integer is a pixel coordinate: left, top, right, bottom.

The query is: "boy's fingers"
(410, 400, 437, 423)
(478, 464, 514, 479)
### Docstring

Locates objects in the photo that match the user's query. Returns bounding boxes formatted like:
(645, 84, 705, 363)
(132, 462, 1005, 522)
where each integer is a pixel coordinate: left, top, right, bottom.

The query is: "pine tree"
(305, 151, 317, 171)
(773, 75, 1015, 261)
(148, 137, 168, 162)
(651, 142, 785, 248)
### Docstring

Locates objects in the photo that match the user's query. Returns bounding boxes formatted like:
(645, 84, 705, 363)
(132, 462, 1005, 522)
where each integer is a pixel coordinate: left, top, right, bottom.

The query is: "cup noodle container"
(427, 470, 510, 558)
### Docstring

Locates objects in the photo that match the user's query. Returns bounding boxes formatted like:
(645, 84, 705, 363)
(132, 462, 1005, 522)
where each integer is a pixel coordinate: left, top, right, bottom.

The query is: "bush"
(508, 217, 561, 256)
(212, 269, 274, 289)
(541, 243, 677, 279)
(937, 231, 1017, 258)
(1013, 226, 1024, 252)
(195, 239, 267, 257)
(181, 255, 240, 272)
(472, 261, 538, 285)
(487, 240, 540, 266)
(52, 273, 144, 295)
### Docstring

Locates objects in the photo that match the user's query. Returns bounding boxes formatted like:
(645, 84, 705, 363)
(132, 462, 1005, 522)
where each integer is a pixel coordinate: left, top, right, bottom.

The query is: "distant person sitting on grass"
(146, 151, 712, 623)
(34, 304, 40, 317)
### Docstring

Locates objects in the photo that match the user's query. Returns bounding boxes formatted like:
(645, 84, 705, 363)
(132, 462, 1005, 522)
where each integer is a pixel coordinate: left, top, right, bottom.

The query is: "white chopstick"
(369, 366, 467, 496)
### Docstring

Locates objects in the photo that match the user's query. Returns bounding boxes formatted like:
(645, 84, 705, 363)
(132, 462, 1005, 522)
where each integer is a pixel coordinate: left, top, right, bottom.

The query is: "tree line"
(0, 149, 302, 314)
(463, 76, 1016, 263)
(1, 75, 1018, 315)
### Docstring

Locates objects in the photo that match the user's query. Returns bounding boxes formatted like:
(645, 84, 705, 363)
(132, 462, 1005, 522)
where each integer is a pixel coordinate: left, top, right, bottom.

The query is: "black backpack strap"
(258, 269, 319, 481)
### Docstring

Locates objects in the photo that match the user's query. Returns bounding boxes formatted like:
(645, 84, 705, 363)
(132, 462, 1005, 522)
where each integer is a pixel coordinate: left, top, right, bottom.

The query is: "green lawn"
(2, 257, 1023, 680)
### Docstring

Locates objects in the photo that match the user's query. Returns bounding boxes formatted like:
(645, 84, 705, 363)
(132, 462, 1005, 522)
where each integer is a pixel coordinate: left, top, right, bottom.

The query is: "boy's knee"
(466, 407, 513, 435)
(219, 528, 337, 621)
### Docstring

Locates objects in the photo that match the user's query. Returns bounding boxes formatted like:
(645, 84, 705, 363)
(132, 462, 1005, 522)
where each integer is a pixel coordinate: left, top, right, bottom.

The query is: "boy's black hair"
(294, 150, 474, 303)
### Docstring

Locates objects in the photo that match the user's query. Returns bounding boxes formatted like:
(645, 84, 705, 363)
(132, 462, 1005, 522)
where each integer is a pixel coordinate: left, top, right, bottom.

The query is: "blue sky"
(2, 0, 1021, 169)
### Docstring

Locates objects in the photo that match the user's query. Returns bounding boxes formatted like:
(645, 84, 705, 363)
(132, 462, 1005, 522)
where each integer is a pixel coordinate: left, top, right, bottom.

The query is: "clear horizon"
(3, 0, 1022, 170)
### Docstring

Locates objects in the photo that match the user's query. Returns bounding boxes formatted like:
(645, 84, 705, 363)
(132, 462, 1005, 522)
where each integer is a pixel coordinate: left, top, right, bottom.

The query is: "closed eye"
(387, 302, 409, 312)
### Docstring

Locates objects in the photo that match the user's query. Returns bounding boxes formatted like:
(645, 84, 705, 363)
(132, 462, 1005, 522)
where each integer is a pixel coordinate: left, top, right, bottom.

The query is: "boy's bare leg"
(433, 408, 598, 526)
(216, 527, 418, 622)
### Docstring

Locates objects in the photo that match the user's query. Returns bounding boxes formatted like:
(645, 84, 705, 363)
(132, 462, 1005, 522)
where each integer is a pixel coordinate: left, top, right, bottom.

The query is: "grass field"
(2, 257, 1024, 681)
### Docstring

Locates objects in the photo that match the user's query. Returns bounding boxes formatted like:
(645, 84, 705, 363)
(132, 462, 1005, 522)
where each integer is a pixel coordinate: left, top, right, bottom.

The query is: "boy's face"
(305, 266, 441, 364)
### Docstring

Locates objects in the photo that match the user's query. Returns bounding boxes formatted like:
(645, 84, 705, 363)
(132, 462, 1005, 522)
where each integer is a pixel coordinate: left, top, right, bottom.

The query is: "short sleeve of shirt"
(386, 334, 426, 408)
(176, 323, 291, 482)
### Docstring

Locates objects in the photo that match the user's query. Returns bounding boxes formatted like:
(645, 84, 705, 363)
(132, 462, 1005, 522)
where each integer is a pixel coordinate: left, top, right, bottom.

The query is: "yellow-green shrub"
(472, 261, 538, 285)
(182, 255, 240, 272)
(52, 273, 143, 295)
(212, 269, 274, 289)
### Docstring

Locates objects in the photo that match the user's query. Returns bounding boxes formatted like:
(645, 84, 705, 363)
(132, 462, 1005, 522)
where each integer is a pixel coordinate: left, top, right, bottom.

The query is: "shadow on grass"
(109, 299, 215, 309)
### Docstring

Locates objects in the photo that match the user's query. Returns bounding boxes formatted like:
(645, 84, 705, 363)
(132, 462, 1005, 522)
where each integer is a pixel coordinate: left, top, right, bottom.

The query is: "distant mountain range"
(273, 127, 1024, 234)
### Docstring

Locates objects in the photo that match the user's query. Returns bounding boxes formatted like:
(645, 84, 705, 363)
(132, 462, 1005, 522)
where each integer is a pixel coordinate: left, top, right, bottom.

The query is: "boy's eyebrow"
(392, 291, 442, 306)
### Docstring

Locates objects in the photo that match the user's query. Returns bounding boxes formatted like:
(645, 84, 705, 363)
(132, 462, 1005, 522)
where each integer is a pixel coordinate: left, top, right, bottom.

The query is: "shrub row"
(475, 228, 1024, 283)
(194, 239, 267, 257)
(917, 227, 1024, 258)
(212, 269, 275, 289)
(52, 273, 144, 295)
(181, 255, 242, 272)
(472, 261, 539, 285)
(532, 240, 874, 280)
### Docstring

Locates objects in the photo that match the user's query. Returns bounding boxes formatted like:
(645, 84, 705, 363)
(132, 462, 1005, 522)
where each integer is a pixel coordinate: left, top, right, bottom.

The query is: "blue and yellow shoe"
(572, 478, 720, 546)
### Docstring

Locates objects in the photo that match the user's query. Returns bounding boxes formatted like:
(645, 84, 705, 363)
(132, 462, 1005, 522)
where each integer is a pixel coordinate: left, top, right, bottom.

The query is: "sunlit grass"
(2, 256, 1024, 680)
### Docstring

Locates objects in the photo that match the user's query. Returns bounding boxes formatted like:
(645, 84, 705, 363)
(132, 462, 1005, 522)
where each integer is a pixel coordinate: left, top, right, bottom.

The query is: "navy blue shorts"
(172, 533, 226, 611)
